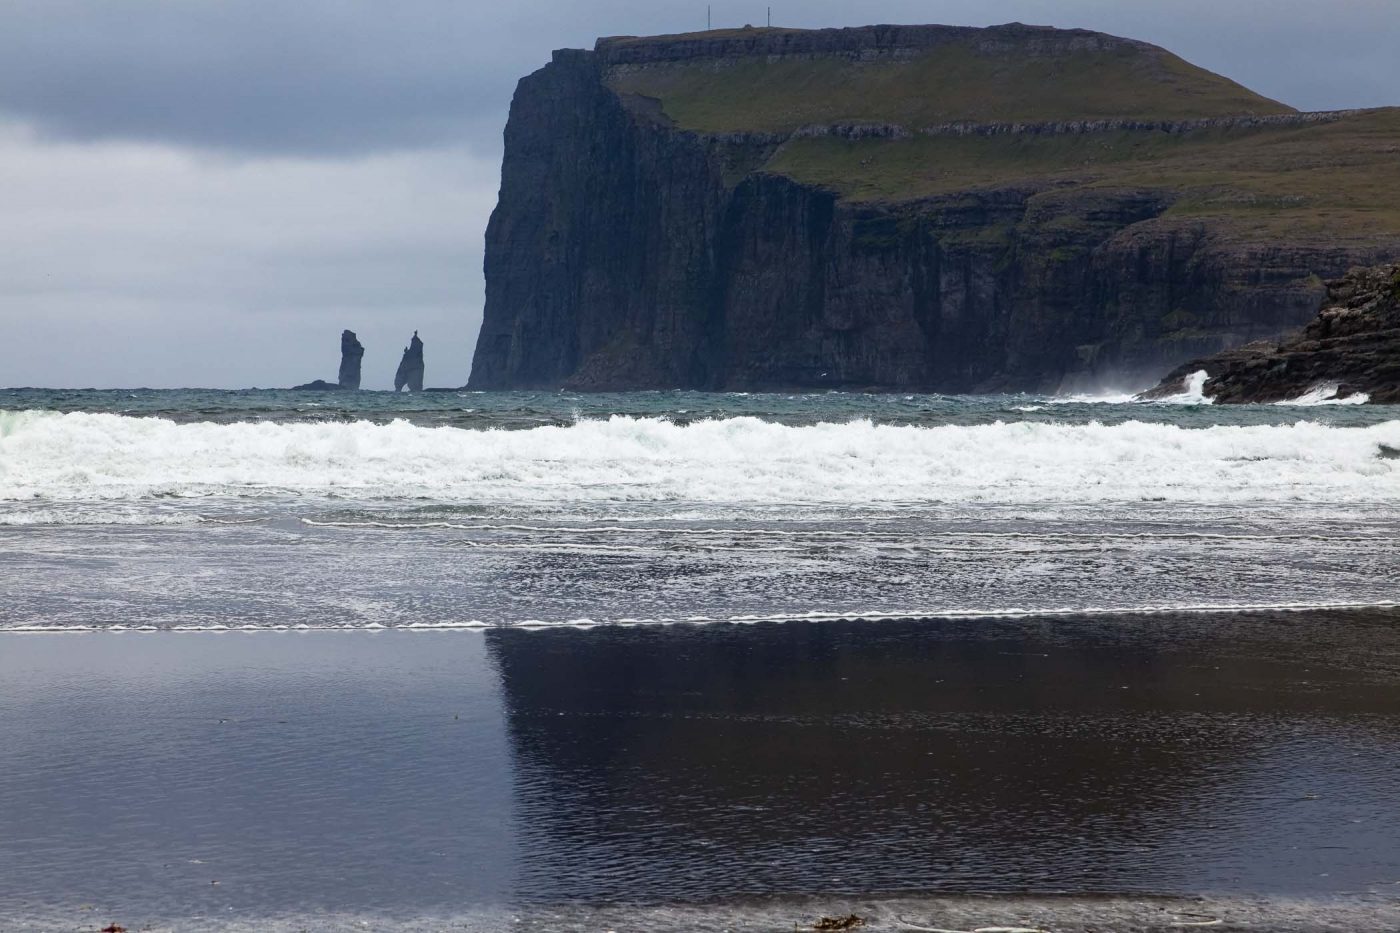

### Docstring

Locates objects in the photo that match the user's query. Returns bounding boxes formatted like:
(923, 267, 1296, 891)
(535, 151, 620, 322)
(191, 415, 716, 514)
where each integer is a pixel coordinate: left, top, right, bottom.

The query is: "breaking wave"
(2, 408, 1399, 506)
(1151, 369, 1214, 405)
(1276, 383, 1372, 406)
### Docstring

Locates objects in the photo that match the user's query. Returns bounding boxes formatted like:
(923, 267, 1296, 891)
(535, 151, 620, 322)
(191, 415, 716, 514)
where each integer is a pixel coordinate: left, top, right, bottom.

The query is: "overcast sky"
(1, 1, 1396, 389)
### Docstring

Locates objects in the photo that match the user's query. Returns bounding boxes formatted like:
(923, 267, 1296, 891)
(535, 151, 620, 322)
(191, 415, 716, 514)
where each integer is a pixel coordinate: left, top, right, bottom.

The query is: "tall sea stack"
(394, 331, 425, 392)
(470, 24, 1400, 392)
(338, 330, 364, 390)
(292, 329, 365, 390)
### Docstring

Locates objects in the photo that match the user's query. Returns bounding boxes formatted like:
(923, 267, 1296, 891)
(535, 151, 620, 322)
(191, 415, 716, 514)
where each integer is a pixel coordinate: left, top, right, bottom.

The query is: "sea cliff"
(469, 24, 1400, 392)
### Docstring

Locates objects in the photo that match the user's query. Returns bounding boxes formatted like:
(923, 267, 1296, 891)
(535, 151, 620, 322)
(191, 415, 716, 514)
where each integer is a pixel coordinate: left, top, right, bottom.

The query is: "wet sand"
(3, 611, 1400, 930)
(13, 894, 1400, 932)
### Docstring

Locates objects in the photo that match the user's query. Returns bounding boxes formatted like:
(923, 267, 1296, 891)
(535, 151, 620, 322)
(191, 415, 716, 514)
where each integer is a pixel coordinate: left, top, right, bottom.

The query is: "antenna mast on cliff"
(707, 5, 711, 30)
(768, 6, 771, 27)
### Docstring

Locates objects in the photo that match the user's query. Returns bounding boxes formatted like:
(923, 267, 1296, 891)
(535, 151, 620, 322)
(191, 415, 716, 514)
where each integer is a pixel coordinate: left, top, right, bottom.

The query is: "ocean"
(3, 387, 1399, 630)
(3, 387, 1400, 930)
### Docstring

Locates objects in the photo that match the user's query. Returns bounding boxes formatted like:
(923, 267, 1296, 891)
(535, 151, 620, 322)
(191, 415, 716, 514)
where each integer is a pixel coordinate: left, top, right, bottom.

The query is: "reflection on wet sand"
(3, 612, 1399, 930)
(489, 610, 1400, 902)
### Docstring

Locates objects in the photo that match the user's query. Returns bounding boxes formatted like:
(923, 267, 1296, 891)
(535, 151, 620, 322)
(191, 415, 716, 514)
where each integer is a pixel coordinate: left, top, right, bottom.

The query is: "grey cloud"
(0, 0, 730, 158)
(0, 127, 493, 389)
(3, 1, 1393, 159)
(0, 0, 1397, 389)
(0, 1, 520, 157)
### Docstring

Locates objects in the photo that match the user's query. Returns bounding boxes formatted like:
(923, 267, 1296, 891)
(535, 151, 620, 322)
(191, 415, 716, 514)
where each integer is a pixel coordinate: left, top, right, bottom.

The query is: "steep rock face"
(394, 331, 425, 392)
(1145, 264, 1400, 403)
(473, 49, 746, 389)
(338, 330, 364, 390)
(469, 26, 1400, 392)
(701, 183, 1382, 391)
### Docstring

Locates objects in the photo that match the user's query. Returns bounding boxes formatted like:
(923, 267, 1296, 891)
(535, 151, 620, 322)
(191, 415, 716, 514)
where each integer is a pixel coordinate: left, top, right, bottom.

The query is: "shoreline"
(16, 894, 1400, 932)
(6, 602, 1400, 636)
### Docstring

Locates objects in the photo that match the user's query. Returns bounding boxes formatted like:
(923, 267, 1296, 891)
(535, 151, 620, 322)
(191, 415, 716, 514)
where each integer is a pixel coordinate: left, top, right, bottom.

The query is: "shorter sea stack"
(292, 329, 365, 390)
(394, 331, 425, 392)
(1145, 263, 1400, 403)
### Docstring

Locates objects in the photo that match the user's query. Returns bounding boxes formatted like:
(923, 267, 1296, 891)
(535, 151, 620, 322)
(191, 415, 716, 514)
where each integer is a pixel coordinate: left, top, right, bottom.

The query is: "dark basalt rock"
(1144, 264, 1400, 404)
(291, 378, 342, 391)
(338, 330, 364, 390)
(394, 331, 425, 392)
(468, 27, 1399, 393)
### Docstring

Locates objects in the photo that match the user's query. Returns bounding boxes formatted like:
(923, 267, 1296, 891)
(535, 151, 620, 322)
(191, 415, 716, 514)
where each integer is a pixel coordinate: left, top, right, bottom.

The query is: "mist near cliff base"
(1054, 365, 1196, 400)
(0, 0, 1397, 388)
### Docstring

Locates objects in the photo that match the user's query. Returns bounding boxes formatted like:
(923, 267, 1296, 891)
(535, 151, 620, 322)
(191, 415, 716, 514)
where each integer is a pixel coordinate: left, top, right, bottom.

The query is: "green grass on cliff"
(607, 38, 1291, 132)
(764, 108, 1400, 239)
(604, 28, 1397, 240)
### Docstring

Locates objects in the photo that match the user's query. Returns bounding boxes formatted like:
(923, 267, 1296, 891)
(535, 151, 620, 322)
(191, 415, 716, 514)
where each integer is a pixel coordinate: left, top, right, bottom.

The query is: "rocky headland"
(1145, 263, 1400, 403)
(394, 331, 425, 392)
(469, 23, 1400, 392)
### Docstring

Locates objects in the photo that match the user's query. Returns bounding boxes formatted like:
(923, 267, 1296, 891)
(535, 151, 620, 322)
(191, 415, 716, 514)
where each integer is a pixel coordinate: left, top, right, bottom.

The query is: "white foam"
(2, 408, 1398, 508)
(1275, 384, 1371, 406)
(297, 519, 1392, 543)
(1051, 390, 1139, 404)
(0, 508, 201, 526)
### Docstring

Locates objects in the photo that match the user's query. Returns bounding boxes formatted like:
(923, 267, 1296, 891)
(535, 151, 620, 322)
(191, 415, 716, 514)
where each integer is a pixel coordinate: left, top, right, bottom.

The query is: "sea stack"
(292, 329, 364, 389)
(394, 331, 425, 392)
(338, 330, 364, 390)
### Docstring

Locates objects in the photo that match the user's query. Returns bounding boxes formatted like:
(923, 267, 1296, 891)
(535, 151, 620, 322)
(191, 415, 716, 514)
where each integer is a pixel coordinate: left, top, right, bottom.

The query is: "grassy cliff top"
(595, 24, 1400, 240)
(767, 108, 1400, 238)
(603, 24, 1292, 133)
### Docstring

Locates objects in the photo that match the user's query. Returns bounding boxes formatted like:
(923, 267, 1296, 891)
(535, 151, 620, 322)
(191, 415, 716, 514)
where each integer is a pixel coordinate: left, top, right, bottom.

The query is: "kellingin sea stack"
(394, 331, 425, 392)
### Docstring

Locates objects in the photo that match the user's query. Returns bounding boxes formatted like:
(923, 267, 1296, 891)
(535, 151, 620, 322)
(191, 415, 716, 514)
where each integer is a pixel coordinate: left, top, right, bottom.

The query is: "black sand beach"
(4, 614, 1400, 930)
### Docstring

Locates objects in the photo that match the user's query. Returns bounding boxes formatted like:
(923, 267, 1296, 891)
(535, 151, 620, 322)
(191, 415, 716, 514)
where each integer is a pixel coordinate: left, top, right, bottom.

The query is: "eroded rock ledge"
(1144, 264, 1400, 403)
